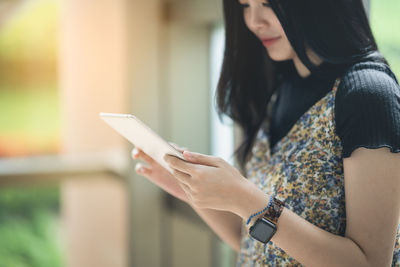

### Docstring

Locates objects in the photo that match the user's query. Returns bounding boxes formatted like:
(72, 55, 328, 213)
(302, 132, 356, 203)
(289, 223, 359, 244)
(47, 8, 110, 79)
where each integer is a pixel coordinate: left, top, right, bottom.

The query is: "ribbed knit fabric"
(270, 61, 400, 158)
(335, 61, 400, 158)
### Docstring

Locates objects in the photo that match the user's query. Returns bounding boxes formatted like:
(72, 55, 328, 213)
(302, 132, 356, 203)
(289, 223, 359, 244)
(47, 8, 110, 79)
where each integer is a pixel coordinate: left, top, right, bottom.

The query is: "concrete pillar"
(59, 0, 130, 266)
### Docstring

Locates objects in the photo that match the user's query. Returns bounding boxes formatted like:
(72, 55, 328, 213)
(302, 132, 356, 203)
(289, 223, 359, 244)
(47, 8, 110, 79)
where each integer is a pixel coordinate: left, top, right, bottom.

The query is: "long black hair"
(216, 0, 387, 172)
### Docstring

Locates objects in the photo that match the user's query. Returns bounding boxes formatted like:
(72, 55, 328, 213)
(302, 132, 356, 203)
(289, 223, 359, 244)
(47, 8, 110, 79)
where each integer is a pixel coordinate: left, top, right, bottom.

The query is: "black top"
(270, 61, 400, 158)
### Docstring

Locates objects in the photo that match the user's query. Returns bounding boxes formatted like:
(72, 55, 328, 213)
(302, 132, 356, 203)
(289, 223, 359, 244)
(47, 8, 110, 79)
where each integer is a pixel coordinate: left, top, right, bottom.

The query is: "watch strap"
(262, 197, 284, 224)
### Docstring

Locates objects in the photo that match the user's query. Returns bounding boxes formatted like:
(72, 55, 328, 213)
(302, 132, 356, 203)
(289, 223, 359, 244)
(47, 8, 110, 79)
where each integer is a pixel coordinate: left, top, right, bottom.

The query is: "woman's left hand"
(163, 150, 251, 215)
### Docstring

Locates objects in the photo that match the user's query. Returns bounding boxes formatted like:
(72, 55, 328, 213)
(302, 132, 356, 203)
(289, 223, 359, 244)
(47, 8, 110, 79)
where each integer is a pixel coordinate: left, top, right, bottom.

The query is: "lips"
(261, 36, 281, 47)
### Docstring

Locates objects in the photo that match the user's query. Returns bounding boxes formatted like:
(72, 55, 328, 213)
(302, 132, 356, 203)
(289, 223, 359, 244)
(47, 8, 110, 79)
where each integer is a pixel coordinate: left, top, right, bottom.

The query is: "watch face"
(249, 218, 277, 243)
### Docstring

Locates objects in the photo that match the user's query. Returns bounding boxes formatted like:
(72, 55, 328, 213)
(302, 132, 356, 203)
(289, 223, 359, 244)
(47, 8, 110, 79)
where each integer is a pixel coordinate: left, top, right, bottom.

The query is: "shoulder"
(335, 61, 400, 119)
(334, 61, 400, 158)
(336, 61, 399, 102)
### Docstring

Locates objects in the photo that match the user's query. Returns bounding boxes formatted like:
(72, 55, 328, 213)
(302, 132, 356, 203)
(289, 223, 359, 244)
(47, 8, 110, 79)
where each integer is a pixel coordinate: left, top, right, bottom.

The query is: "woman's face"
(239, 0, 296, 61)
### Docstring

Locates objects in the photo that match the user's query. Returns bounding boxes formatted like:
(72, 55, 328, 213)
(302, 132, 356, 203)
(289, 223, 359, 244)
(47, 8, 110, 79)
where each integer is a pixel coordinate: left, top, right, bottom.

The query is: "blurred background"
(0, 0, 398, 266)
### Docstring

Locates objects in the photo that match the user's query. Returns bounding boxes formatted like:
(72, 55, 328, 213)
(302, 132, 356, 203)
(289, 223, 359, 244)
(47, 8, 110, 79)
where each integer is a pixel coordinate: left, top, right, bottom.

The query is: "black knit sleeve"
(335, 62, 400, 158)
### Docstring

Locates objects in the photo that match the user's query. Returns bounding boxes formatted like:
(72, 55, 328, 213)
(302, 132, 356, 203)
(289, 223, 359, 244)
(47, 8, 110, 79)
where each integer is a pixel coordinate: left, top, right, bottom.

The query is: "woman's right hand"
(132, 144, 189, 203)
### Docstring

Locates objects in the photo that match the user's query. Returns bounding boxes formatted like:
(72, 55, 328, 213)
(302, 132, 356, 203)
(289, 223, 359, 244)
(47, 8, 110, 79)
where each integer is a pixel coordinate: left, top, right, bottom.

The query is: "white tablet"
(99, 112, 186, 174)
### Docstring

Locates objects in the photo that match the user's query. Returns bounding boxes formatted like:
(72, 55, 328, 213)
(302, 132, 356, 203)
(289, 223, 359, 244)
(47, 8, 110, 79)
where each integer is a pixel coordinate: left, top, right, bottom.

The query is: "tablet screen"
(100, 112, 185, 173)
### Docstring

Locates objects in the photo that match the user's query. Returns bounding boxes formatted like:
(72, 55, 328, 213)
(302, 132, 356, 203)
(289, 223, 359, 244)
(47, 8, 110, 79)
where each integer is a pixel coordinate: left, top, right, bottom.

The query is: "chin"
(266, 49, 294, 62)
(268, 52, 292, 62)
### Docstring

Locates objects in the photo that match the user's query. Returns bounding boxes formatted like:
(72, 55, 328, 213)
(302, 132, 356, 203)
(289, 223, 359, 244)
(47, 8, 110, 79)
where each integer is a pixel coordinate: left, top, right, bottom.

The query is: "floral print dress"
(237, 78, 400, 266)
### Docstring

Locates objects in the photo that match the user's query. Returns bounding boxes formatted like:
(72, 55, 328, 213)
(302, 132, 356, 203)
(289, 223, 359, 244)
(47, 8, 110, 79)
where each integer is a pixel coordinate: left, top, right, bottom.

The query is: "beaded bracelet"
(246, 195, 274, 225)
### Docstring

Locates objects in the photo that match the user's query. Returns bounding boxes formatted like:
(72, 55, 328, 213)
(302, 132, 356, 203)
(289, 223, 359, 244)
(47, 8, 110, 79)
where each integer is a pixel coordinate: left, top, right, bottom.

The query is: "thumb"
(183, 151, 221, 167)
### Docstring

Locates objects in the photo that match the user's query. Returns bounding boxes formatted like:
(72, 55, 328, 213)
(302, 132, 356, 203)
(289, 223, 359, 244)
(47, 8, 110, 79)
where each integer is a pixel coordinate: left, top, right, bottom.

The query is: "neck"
(292, 51, 323, 78)
(293, 56, 311, 78)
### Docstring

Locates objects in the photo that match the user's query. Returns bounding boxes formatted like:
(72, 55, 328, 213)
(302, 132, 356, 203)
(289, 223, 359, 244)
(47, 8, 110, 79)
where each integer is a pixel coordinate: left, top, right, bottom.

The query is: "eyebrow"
(237, 0, 271, 4)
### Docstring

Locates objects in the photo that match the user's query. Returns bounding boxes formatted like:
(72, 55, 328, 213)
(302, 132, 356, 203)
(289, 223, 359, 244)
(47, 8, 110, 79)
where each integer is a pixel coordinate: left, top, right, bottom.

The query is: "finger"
(164, 155, 195, 174)
(171, 168, 192, 187)
(132, 147, 140, 159)
(135, 162, 152, 176)
(132, 147, 156, 165)
(182, 151, 221, 167)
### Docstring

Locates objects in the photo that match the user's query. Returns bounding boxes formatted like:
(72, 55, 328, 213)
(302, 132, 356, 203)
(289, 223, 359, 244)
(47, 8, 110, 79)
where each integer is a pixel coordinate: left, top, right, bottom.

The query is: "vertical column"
(59, 0, 130, 266)
(127, 0, 164, 266)
(59, 0, 129, 152)
(163, 12, 212, 267)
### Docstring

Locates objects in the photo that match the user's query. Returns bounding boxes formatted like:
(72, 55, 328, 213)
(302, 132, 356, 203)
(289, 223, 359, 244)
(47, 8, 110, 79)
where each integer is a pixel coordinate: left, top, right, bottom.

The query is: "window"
(210, 24, 234, 165)
(210, 24, 237, 267)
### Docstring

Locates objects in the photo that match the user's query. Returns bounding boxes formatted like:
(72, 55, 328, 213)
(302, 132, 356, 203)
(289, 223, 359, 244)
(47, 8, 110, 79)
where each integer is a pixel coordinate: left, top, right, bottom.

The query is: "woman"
(133, 0, 400, 265)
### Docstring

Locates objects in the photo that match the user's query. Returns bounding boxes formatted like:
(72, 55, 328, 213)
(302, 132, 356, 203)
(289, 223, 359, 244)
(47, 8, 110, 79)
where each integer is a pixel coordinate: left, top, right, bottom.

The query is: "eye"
(239, 2, 271, 9)
(238, 1, 249, 8)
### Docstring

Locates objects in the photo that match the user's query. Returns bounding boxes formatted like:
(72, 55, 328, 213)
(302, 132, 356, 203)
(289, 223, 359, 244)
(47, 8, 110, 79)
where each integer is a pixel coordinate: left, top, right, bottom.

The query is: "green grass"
(0, 185, 63, 267)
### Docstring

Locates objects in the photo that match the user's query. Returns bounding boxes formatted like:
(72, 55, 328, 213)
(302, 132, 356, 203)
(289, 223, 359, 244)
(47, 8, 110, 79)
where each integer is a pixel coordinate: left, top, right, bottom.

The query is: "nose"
(246, 6, 269, 32)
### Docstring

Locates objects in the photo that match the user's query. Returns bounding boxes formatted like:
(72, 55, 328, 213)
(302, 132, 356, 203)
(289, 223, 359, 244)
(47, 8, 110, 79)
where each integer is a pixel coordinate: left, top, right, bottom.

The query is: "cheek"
(243, 12, 253, 34)
(267, 16, 296, 60)
(267, 32, 296, 61)
(242, 10, 296, 61)
(267, 41, 295, 61)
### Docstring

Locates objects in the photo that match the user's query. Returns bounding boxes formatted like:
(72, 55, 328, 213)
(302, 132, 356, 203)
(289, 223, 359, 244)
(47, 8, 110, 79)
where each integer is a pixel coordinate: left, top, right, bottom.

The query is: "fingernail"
(132, 148, 139, 157)
(135, 163, 143, 173)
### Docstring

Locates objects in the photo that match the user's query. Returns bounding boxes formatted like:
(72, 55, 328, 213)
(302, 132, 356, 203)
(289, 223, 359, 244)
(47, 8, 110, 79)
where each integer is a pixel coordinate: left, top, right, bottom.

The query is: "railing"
(0, 149, 128, 185)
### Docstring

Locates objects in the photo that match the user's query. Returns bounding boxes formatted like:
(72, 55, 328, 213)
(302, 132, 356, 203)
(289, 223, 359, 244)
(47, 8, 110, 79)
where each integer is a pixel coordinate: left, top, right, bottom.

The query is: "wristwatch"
(249, 197, 284, 244)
